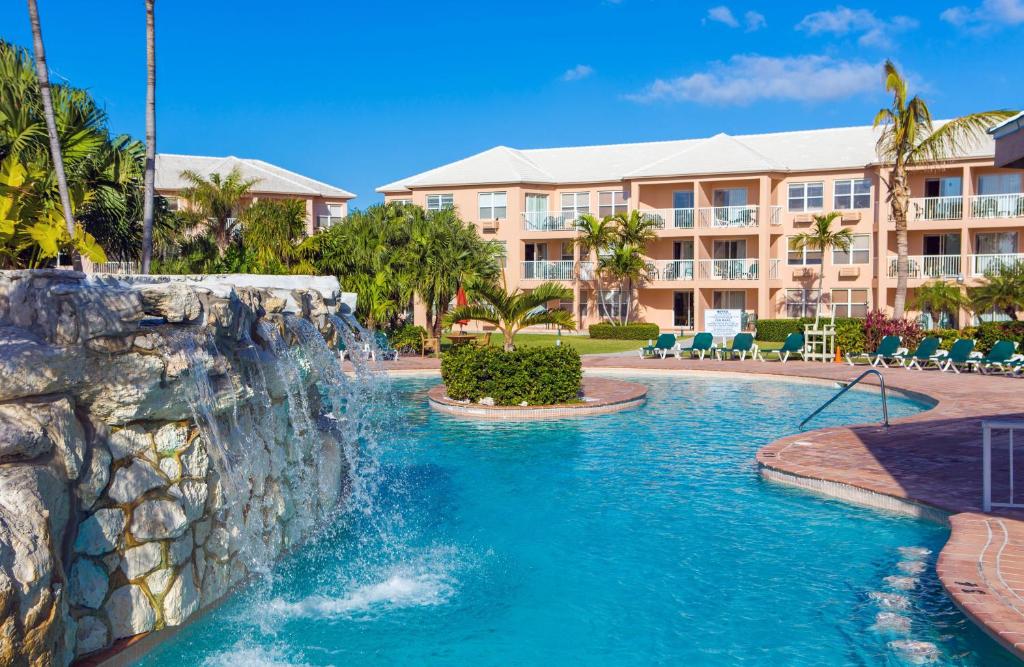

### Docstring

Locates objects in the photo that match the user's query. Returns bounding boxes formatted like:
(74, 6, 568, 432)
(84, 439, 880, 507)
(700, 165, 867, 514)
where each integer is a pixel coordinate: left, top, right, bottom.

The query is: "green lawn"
(483, 333, 641, 355)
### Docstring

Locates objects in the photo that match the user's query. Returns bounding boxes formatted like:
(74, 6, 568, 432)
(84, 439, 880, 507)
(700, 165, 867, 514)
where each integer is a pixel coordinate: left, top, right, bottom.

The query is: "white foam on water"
(898, 560, 927, 575)
(884, 575, 918, 591)
(898, 546, 932, 561)
(202, 643, 315, 667)
(869, 591, 911, 610)
(872, 611, 911, 634)
(888, 639, 940, 665)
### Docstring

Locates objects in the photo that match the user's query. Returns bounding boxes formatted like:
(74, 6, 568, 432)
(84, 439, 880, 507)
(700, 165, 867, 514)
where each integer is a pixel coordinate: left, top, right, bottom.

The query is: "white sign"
(705, 309, 743, 340)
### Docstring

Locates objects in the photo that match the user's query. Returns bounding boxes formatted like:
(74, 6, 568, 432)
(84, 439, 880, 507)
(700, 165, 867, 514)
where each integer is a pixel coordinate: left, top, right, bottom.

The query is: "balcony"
(647, 260, 695, 281)
(969, 193, 1024, 219)
(970, 253, 1024, 277)
(639, 208, 695, 229)
(910, 196, 963, 221)
(886, 255, 962, 279)
(522, 211, 577, 232)
(521, 260, 576, 281)
(695, 205, 781, 228)
(698, 259, 760, 280)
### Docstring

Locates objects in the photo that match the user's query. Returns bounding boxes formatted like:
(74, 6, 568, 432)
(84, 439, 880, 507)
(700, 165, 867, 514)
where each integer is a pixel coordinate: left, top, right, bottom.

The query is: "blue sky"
(2, 0, 1022, 205)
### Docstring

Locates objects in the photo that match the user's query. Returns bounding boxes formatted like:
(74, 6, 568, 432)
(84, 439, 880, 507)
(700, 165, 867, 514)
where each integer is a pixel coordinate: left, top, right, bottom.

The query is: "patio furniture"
(970, 340, 1019, 374)
(846, 335, 902, 367)
(716, 333, 755, 360)
(679, 332, 716, 359)
(472, 332, 493, 348)
(757, 332, 805, 363)
(420, 332, 440, 358)
(933, 338, 976, 373)
(446, 333, 476, 347)
(893, 336, 941, 370)
(640, 334, 680, 359)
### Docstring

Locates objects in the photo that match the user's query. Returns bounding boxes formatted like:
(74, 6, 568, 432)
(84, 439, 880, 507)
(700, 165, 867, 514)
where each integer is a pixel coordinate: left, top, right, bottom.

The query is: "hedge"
(755, 318, 863, 343)
(959, 321, 1024, 354)
(440, 345, 582, 406)
(589, 322, 661, 340)
(386, 323, 428, 354)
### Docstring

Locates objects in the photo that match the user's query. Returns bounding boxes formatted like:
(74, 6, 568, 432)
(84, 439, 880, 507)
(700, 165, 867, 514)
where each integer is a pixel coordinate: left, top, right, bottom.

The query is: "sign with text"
(704, 309, 743, 340)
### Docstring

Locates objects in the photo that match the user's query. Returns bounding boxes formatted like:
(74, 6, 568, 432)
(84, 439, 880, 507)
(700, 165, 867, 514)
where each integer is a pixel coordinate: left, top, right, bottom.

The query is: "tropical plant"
(598, 244, 647, 325)
(178, 166, 259, 257)
(612, 209, 659, 247)
(239, 198, 316, 274)
(910, 280, 964, 329)
(863, 309, 924, 352)
(141, 0, 156, 273)
(443, 280, 575, 351)
(873, 60, 1016, 317)
(790, 211, 853, 322)
(969, 264, 1024, 321)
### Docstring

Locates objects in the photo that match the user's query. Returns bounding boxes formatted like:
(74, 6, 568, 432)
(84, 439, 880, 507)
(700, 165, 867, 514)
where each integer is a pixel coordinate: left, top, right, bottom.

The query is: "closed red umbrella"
(456, 286, 469, 329)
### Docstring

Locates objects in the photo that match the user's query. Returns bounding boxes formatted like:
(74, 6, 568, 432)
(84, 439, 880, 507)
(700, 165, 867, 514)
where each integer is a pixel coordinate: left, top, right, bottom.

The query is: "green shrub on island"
(441, 345, 582, 406)
(387, 323, 428, 354)
(589, 322, 660, 340)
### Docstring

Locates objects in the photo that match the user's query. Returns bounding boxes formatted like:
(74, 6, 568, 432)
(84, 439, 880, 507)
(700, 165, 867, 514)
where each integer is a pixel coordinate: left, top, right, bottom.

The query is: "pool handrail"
(800, 368, 890, 429)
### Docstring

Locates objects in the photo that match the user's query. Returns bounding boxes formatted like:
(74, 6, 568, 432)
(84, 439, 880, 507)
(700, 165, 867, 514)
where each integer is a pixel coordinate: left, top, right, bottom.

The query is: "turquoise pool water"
(140, 374, 1016, 666)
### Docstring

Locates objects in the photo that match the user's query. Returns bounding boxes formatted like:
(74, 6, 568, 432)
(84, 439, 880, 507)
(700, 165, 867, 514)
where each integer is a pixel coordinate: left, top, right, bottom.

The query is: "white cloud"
(707, 6, 740, 27)
(795, 5, 918, 48)
(562, 64, 594, 81)
(744, 10, 767, 31)
(626, 54, 879, 105)
(941, 0, 1024, 31)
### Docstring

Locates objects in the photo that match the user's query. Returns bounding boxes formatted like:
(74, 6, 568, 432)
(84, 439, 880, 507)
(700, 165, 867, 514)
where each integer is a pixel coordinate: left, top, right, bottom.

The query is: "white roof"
(377, 122, 996, 192)
(157, 154, 354, 199)
(990, 111, 1024, 138)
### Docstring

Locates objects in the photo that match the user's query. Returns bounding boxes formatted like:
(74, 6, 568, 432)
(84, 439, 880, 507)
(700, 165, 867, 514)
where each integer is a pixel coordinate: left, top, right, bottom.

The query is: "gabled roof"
(377, 122, 997, 193)
(156, 154, 355, 199)
(990, 111, 1024, 138)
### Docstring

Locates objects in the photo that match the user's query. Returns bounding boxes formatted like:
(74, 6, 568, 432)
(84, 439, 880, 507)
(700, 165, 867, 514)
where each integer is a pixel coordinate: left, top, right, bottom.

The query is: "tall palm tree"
(873, 60, 1015, 318)
(910, 280, 964, 329)
(179, 166, 258, 257)
(444, 281, 575, 351)
(571, 212, 617, 321)
(141, 0, 156, 273)
(599, 244, 647, 325)
(790, 212, 853, 322)
(969, 264, 1024, 322)
(613, 209, 659, 247)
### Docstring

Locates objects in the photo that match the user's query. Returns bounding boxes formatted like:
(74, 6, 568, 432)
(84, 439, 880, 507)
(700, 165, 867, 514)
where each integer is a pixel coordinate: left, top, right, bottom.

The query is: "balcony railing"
(910, 196, 963, 221)
(639, 208, 695, 229)
(698, 205, 760, 228)
(522, 211, 577, 231)
(521, 260, 576, 280)
(698, 259, 760, 280)
(648, 260, 695, 281)
(579, 261, 596, 281)
(969, 193, 1024, 219)
(887, 255, 962, 279)
(970, 254, 1024, 277)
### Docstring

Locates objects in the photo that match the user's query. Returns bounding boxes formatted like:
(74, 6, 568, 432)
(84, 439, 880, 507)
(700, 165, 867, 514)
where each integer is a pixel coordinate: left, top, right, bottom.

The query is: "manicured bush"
(960, 321, 1024, 354)
(755, 318, 809, 342)
(834, 319, 867, 355)
(931, 328, 962, 351)
(441, 345, 582, 406)
(387, 323, 428, 354)
(863, 310, 923, 353)
(588, 322, 661, 340)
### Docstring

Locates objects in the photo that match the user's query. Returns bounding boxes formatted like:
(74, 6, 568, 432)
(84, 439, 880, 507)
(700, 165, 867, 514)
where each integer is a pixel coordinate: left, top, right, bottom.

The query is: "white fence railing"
(521, 260, 576, 280)
(887, 255, 962, 279)
(970, 253, 1024, 277)
(579, 261, 596, 281)
(639, 208, 695, 229)
(970, 193, 1024, 219)
(698, 258, 760, 280)
(94, 261, 141, 275)
(982, 420, 1024, 512)
(910, 196, 963, 221)
(768, 258, 780, 279)
(698, 205, 760, 228)
(649, 260, 695, 281)
(522, 211, 577, 231)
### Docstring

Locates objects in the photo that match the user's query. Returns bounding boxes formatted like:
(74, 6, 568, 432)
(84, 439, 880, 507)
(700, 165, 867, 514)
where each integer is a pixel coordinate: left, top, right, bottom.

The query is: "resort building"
(156, 154, 355, 235)
(378, 124, 1024, 332)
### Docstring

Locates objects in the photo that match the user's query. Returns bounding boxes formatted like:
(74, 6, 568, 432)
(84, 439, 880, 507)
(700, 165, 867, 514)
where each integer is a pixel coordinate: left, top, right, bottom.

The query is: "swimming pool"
(140, 374, 1016, 666)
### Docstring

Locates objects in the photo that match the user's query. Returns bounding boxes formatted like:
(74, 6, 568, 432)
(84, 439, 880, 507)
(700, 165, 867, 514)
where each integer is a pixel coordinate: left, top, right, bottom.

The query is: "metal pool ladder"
(800, 369, 890, 429)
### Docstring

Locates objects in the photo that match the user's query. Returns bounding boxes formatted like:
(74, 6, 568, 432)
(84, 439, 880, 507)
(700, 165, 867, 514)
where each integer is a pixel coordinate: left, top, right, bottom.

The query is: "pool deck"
(379, 353, 1024, 659)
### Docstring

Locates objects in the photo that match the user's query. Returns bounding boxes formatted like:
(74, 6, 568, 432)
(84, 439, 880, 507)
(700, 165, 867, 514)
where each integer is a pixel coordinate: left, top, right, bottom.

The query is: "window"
(478, 192, 507, 219)
(561, 192, 590, 219)
(165, 196, 179, 212)
(391, 198, 412, 206)
(978, 173, 1022, 195)
(597, 290, 628, 319)
(787, 182, 823, 212)
(834, 179, 871, 209)
(785, 289, 820, 318)
(712, 290, 746, 310)
(317, 203, 343, 229)
(560, 241, 574, 261)
(426, 194, 454, 211)
(787, 237, 822, 266)
(598, 191, 627, 218)
(713, 188, 747, 207)
(493, 240, 507, 268)
(832, 234, 870, 264)
(831, 289, 869, 318)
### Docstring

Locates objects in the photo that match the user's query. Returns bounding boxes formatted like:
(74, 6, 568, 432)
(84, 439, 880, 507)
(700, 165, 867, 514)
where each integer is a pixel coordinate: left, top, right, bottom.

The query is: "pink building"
(379, 124, 1024, 332)
(156, 154, 355, 235)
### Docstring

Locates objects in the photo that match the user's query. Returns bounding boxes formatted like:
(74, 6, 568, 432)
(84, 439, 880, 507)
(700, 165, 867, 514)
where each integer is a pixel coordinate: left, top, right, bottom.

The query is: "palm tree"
(443, 281, 575, 350)
(571, 212, 617, 321)
(873, 60, 1016, 318)
(179, 166, 259, 257)
(790, 212, 853, 322)
(599, 244, 647, 325)
(141, 0, 156, 273)
(969, 264, 1024, 322)
(613, 209, 659, 247)
(910, 280, 964, 329)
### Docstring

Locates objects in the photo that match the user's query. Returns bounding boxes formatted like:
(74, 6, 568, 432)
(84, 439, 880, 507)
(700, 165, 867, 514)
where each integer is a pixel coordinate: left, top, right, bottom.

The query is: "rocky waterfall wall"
(0, 270, 355, 665)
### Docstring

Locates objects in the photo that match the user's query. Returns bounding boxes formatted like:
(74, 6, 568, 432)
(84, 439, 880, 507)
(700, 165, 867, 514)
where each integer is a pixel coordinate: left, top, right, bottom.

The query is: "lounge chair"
(640, 333, 680, 359)
(679, 332, 716, 359)
(969, 340, 1019, 374)
(757, 332, 805, 363)
(1007, 356, 1024, 376)
(932, 338, 975, 373)
(372, 331, 400, 361)
(893, 336, 941, 370)
(717, 333, 756, 361)
(846, 335, 902, 367)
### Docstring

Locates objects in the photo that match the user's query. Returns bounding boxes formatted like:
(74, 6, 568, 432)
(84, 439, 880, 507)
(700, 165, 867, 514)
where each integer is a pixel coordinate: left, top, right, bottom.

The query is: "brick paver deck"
(381, 352, 1024, 658)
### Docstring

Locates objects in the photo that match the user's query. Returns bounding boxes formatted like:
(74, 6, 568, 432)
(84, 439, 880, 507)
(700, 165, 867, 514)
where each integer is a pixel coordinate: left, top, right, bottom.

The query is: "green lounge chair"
(757, 332, 805, 363)
(679, 332, 716, 359)
(846, 335, 902, 367)
(933, 338, 975, 373)
(372, 331, 400, 361)
(969, 340, 1018, 374)
(893, 336, 941, 370)
(640, 333, 679, 359)
(1007, 357, 1024, 376)
(717, 333, 755, 361)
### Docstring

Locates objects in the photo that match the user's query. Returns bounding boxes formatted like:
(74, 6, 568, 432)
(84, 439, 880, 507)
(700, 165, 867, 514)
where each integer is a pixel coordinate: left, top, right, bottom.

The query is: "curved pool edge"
(426, 377, 647, 420)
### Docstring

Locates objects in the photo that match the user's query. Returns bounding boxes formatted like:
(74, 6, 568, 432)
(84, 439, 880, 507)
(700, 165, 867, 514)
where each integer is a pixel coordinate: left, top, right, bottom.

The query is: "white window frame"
(493, 240, 507, 268)
(391, 198, 413, 206)
(832, 234, 870, 265)
(785, 288, 820, 318)
(560, 192, 590, 219)
(834, 179, 871, 210)
(597, 290, 628, 319)
(426, 194, 454, 211)
(787, 237, 822, 266)
(317, 203, 344, 229)
(478, 191, 507, 220)
(787, 181, 824, 212)
(598, 191, 628, 218)
(831, 288, 869, 318)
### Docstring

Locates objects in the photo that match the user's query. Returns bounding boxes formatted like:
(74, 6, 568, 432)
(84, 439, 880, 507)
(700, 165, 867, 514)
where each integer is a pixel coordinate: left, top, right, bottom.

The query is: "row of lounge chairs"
(639, 332, 805, 362)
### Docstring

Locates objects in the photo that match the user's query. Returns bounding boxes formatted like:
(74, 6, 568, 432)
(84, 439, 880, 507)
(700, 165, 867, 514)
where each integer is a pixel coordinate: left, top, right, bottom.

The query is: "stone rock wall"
(0, 271, 354, 665)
